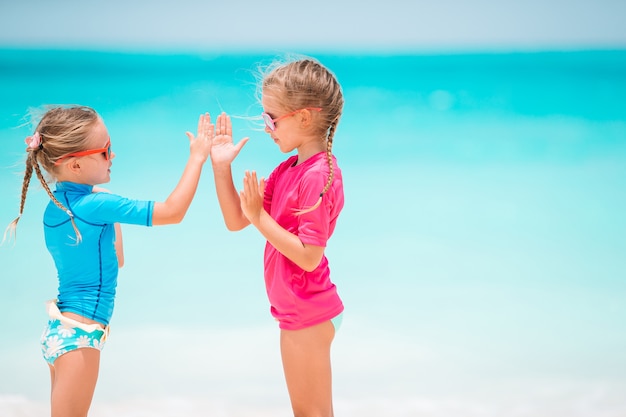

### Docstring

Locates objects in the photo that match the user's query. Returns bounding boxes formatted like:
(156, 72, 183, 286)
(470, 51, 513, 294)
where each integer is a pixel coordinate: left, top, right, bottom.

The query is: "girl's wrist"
(211, 161, 232, 172)
(188, 152, 208, 164)
(248, 208, 264, 228)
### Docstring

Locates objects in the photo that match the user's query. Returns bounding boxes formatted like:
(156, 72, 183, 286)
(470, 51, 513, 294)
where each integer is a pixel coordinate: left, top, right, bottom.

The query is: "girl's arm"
(210, 113, 250, 231)
(212, 164, 250, 231)
(114, 223, 124, 267)
(152, 113, 213, 226)
(92, 186, 125, 266)
(240, 170, 325, 272)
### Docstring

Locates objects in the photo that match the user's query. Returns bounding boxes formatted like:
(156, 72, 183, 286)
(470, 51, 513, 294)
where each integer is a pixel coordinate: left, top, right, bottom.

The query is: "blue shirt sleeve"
(74, 192, 154, 226)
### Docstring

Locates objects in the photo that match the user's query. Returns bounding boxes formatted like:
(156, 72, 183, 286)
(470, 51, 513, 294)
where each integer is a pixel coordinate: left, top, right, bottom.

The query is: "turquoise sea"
(1, 49, 625, 416)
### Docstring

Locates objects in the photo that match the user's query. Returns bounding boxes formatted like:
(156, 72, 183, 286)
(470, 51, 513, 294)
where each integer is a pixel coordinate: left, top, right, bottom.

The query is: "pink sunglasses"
(261, 107, 322, 131)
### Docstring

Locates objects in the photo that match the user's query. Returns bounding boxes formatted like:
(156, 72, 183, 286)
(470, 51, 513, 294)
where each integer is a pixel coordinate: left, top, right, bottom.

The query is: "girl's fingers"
(199, 113, 206, 134)
(195, 113, 206, 138)
(242, 170, 250, 194)
(242, 171, 261, 197)
(215, 114, 222, 135)
(215, 112, 231, 136)
(199, 113, 216, 140)
(224, 113, 232, 135)
(201, 113, 211, 136)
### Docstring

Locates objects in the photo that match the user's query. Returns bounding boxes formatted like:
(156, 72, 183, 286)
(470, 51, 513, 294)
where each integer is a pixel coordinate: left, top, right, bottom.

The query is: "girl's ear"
(299, 109, 313, 128)
(66, 159, 81, 175)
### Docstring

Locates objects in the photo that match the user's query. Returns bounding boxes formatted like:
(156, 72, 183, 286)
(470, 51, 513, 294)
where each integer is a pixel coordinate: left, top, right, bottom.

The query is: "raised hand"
(210, 112, 249, 166)
(151, 113, 215, 226)
(239, 170, 265, 224)
(186, 113, 214, 164)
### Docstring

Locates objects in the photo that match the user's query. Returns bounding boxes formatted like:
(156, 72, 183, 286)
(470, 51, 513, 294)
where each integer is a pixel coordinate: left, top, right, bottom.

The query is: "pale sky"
(1, 0, 625, 52)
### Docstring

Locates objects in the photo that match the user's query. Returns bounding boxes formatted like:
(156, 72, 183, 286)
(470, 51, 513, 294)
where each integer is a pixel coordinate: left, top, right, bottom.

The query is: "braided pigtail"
(294, 120, 338, 216)
(2, 152, 36, 244)
(32, 159, 82, 244)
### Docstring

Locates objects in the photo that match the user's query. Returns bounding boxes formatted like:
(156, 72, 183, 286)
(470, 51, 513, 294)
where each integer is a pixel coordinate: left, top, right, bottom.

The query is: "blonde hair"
(259, 58, 344, 215)
(4, 105, 100, 243)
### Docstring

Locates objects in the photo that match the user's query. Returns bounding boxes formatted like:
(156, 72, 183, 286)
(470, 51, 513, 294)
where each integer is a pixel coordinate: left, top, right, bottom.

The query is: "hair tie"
(25, 132, 42, 150)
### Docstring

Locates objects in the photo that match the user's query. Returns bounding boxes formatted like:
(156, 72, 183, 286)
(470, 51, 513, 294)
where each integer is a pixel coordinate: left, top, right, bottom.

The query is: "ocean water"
(1, 49, 625, 417)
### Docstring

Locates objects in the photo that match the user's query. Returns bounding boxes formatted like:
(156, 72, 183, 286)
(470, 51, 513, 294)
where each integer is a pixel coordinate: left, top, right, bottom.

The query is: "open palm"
(210, 113, 249, 165)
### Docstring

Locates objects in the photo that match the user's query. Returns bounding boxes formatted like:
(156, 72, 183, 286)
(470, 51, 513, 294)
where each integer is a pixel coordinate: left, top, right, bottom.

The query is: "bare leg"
(50, 348, 101, 417)
(280, 320, 335, 417)
(48, 364, 55, 398)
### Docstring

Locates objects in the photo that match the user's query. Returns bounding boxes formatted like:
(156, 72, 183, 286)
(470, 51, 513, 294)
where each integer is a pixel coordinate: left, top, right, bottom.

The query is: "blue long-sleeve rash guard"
(44, 182, 154, 325)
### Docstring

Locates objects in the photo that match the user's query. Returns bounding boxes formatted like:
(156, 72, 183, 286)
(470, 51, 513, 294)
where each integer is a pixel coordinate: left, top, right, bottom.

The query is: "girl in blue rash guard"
(4, 105, 214, 417)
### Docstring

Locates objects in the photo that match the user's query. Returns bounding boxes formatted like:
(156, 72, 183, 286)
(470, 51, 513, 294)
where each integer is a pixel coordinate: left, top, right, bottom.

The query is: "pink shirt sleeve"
(297, 169, 331, 247)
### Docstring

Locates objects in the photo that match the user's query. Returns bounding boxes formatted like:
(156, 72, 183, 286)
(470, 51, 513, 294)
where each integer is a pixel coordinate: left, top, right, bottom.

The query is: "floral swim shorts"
(40, 300, 109, 366)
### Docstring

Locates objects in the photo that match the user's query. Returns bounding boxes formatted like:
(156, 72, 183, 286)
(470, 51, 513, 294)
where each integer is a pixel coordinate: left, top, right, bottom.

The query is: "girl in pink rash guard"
(209, 57, 345, 417)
